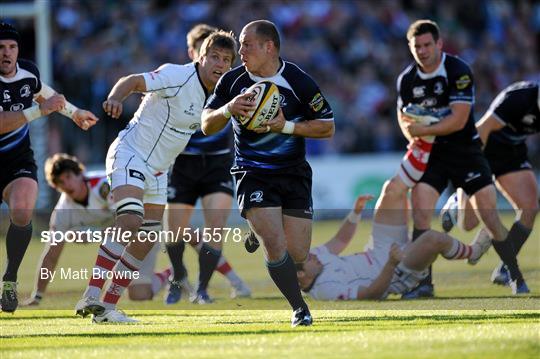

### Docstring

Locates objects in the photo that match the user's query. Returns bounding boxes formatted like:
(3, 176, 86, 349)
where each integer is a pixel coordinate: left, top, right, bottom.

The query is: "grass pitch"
(1, 215, 539, 358)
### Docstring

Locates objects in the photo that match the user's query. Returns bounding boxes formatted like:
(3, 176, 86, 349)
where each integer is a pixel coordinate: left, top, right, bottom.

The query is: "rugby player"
(0, 22, 98, 313)
(396, 20, 525, 297)
(166, 24, 250, 304)
(22, 154, 170, 306)
(202, 20, 334, 327)
(74, 31, 237, 323)
(441, 81, 538, 291)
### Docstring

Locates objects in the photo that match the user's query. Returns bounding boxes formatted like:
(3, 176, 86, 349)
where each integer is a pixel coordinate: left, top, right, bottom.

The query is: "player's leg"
(2, 176, 37, 313)
(128, 242, 164, 301)
(373, 176, 409, 226)
(24, 241, 66, 306)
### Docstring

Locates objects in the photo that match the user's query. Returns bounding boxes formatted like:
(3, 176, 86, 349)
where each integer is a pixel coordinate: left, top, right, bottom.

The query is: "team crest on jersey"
(433, 82, 444, 95)
(456, 75, 471, 90)
(309, 93, 324, 112)
(184, 103, 195, 116)
(279, 94, 287, 107)
(412, 86, 426, 98)
(3, 90, 11, 102)
(99, 182, 110, 200)
(10, 103, 24, 111)
(20, 85, 32, 98)
(250, 190, 264, 203)
(189, 123, 200, 130)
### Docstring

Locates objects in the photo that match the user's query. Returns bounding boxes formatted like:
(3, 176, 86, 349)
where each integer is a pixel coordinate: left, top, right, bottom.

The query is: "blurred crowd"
(9, 0, 540, 165)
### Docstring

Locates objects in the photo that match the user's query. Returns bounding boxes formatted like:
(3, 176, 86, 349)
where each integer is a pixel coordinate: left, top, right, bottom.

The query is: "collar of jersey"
(416, 52, 447, 80)
(246, 57, 285, 83)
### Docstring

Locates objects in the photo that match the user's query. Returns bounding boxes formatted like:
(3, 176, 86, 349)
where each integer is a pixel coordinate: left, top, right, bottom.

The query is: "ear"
(188, 47, 197, 61)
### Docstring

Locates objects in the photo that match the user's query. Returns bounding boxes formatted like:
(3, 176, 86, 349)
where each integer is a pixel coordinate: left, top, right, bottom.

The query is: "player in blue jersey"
(202, 20, 334, 327)
(0, 22, 98, 313)
(397, 20, 527, 296)
(166, 24, 250, 305)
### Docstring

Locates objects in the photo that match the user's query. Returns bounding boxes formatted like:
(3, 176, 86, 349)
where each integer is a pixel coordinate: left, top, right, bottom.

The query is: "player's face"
(55, 171, 86, 201)
(0, 39, 19, 78)
(409, 33, 442, 73)
(199, 47, 233, 89)
(239, 27, 268, 74)
(297, 253, 323, 290)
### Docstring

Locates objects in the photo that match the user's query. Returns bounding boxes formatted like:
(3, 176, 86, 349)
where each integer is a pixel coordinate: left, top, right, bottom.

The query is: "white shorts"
(106, 139, 168, 205)
(364, 222, 409, 268)
(131, 241, 161, 285)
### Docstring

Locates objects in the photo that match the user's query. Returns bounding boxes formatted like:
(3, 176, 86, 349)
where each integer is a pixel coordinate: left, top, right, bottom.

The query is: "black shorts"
(168, 153, 234, 205)
(419, 140, 493, 196)
(484, 136, 532, 178)
(0, 143, 38, 203)
(232, 161, 313, 219)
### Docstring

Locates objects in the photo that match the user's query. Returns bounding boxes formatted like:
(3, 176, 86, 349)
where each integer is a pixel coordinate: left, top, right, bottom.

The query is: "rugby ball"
(238, 81, 280, 130)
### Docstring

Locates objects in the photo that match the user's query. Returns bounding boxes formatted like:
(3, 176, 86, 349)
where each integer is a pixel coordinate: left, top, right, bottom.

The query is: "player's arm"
(0, 94, 65, 134)
(404, 102, 471, 137)
(475, 113, 504, 146)
(397, 109, 414, 142)
(102, 74, 147, 119)
(324, 195, 373, 255)
(356, 244, 402, 300)
(202, 91, 256, 135)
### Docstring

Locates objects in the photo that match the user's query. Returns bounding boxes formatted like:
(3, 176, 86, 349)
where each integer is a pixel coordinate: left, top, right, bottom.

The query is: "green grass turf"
(1, 215, 539, 358)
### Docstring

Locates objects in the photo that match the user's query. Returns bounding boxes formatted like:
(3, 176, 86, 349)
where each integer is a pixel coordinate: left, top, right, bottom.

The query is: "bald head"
(243, 20, 280, 51)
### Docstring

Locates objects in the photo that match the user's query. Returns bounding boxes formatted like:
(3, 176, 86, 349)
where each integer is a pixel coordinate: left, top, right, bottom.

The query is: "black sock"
(508, 221, 532, 254)
(266, 252, 307, 311)
(197, 243, 221, 293)
(3, 221, 33, 282)
(492, 239, 523, 284)
(166, 242, 186, 281)
(412, 228, 432, 286)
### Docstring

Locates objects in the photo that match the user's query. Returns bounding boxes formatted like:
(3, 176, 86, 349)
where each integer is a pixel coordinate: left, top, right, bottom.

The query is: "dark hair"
(406, 19, 440, 42)
(44, 153, 85, 187)
(250, 20, 280, 51)
(187, 23, 218, 52)
(199, 30, 238, 63)
(0, 22, 20, 44)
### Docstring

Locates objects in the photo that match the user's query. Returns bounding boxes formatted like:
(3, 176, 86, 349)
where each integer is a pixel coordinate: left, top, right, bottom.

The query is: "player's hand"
(102, 98, 123, 119)
(353, 194, 374, 214)
(39, 94, 66, 116)
(72, 109, 99, 131)
(389, 243, 403, 265)
(402, 115, 428, 137)
(253, 107, 285, 134)
(228, 92, 257, 118)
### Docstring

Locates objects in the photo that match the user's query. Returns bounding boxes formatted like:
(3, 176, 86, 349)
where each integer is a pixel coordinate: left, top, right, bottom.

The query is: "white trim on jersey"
(416, 53, 447, 80)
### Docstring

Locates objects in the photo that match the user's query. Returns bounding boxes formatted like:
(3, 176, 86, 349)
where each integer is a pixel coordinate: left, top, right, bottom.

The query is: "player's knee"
(382, 177, 406, 199)
(114, 197, 145, 233)
(9, 208, 33, 226)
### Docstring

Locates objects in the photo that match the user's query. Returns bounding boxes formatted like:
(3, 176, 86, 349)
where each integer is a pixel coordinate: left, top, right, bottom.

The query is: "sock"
(216, 258, 243, 286)
(508, 221, 532, 254)
(3, 221, 33, 282)
(166, 242, 187, 281)
(442, 237, 473, 259)
(151, 268, 172, 295)
(492, 238, 523, 285)
(266, 252, 307, 311)
(102, 251, 143, 309)
(197, 244, 221, 293)
(412, 228, 432, 286)
(84, 240, 124, 298)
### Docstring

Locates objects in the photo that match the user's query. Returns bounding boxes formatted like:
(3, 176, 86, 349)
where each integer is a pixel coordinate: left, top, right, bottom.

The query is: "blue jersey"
(0, 59, 42, 154)
(205, 59, 333, 171)
(486, 81, 540, 145)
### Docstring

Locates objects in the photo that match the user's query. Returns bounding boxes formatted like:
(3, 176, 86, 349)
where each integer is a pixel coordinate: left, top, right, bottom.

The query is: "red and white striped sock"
(151, 267, 172, 295)
(442, 237, 472, 260)
(84, 241, 125, 298)
(102, 251, 142, 309)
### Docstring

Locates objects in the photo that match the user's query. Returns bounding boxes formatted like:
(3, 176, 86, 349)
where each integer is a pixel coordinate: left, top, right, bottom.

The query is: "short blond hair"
(199, 30, 237, 63)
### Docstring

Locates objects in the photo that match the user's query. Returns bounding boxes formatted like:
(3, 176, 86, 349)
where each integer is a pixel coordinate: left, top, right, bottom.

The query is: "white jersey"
(49, 176, 113, 232)
(116, 62, 208, 171)
(307, 245, 378, 301)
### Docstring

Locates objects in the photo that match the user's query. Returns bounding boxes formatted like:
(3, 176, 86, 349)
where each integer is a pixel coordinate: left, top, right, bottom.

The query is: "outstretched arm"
(324, 195, 373, 255)
(356, 243, 402, 300)
(0, 94, 65, 134)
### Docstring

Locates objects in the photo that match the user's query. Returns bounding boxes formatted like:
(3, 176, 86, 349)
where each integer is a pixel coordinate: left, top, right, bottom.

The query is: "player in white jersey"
(23, 154, 170, 306)
(296, 179, 492, 301)
(75, 31, 237, 323)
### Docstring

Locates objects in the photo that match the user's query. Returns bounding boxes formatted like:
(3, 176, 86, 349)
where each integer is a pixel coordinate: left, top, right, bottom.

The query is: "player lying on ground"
(440, 81, 539, 292)
(295, 179, 492, 300)
(22, 154, 171, 306)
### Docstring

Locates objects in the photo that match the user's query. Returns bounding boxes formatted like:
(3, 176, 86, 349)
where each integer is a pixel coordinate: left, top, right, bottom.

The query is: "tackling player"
(74, 30, 237, 323)
(202, 20, 334, 327)
(0, 22, 98, 313)
(440, 81, 539, 291)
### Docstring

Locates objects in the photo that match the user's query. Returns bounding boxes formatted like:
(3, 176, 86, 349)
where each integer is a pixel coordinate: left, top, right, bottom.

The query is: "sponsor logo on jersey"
(3, 90, 11, 102)
(250, 190, 263, 203)
(412, 86, 425, 98)
(433, 81, 444, 95)
(309, 93, 325, 112)
(128, 169, 146, 182)
(420, 98, 437, 107)
(184, 103, 195, 116)
(10, 103, 24, 111)
(456, 75, 471, 90)
(20, 84, 31, 98)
